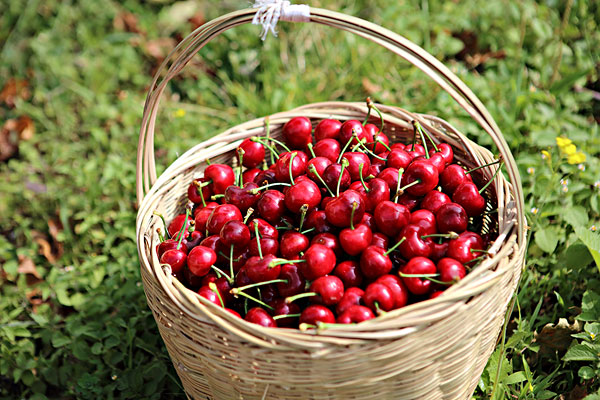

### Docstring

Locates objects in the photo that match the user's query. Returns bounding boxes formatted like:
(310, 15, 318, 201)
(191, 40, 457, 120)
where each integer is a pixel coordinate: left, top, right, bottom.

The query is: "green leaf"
(565, 242, 594, 269)
(579, 366, 596, 380)
(51, 332, 71, 348)
(579, 289, 600, 322)
(574, 227, 600, 273)
(564, 207, 589, 227)
(584, 393, 600, 400)
(504, 371, 527, 384)
(550, 68, 592, 94)
(563, 344, 598, 362)
(537, 390, 558, 400)
(535, 229, 558, 253)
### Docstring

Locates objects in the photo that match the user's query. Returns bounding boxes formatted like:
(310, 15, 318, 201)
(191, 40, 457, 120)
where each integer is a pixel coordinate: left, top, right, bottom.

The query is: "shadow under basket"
(135, 7, 526, 400)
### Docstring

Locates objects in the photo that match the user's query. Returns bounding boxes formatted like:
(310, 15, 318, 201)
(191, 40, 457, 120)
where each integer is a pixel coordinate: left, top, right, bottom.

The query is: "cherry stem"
(384, 237, 406, 256)
(372, 135, 391, 152)
(156, 228, 165, 242)
(208, 282, 225, 308)
(370, 98, 386, 132)
(300, 227, 315, 235)
(205, 158, 212, 166)
(234, 291, 274, 311)
(421, 232, 459, 240)
(265, 117, 275, 164)
(412, 121, 430, 159)
(268, 259, 305, 268)
(211, 194, 225, 200)
(175, 208, 192, 250)
(355, 138, 387, 160)
(288, 152, 297, 185)
(358, 163, 370, 192)
(250, 182, 291, 194)
(308, 165, 335, 196)
(153, 212, 171, 239)
(243, 208, 254, 224)
(466, 159, 502, 174)
(465, 255, 487, 267)
(273, 313, 301, 320)
(306, 142, 316, 158)
(336, 158, 349, 197)
(237, 148, 245, 187)
(253, 222, 263, 259)
(393, 168, 405, 203)
(337, 136, 355, 163)
(298, 204, 309, 232)
(252, 138, 281, 160)
(397, 179, 421, 196)
(413, 120, 439, 153)
(349, 202, 358, 230)
(285, 291, 317, 304)
(230, 279, 288, 295)
(211, 265, 232, 281)
(187, 222, 195, 241)
(193, 181, 208, 208)
(470, 248, 492, 254)
(254, 135, 291, 153)
(399, 272, 440, 278)
(229, 244, 235, 281)
(479, 162, 504, 194)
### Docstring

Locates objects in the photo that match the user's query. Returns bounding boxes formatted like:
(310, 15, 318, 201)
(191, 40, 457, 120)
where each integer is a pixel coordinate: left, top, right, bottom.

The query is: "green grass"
(1, 0, 599, 398)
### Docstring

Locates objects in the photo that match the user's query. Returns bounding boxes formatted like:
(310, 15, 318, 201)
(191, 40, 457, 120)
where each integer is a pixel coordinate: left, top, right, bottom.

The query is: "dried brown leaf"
(0, 119, 19, 161)
(114, 12, 143, 34)
(534, 318, 583, 356)
(18, 255, 42, 279)
(362, 77, 382, 95)
(16, 115, 35, 140)
(144, 38, 177, 61)
(0, 78, 30, 107)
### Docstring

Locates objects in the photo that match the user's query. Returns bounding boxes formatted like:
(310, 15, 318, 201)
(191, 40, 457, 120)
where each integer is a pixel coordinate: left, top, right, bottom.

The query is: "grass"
(0, 0, 599, 398)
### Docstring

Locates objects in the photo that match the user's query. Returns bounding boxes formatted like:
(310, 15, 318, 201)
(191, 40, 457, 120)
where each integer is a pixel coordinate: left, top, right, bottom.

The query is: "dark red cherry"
(339, 119, 367, 146)
(336, 287, 364, 315)
(160, 249, 187, 275)
(300, 244, 336, 280)
(333, 261, 363, 288)
(197, 285, 223, 307)
(437, 143, 454, 164)
(309, 275, 345, 306)
(282, 116, 312, 150)
(401, 158, 439, 196)
(204, 164, 235, 195)
(248, 237, 279, 257)
(256, 189, 286, 224)
(306, 157, 332, 182)
(276, 263, 306, 297)
(337, 305, 375, 324)
(369, 153, 388, 176)
(430, 241, 448, 261)
(253, 169, 277, 187)
(157, 239, 188, 259)
(371, 232, 389, 249)
(437, 257, 466, 284)
(187, 245, 217, 277)
(219, 220, 251, 248)
(206, 204, 242, 235)
(310, 233, 342, 258)
(245, 307, 277, 327)
(188, 178, 213, 205)
(447, 231, 484, 265)
(410, 209, 437, 235)
(322, 163, 351, 193)
(398, 224, 432, 260)
(375, 274, 409, 309)
(238, 138, 265, 168)
(280, 231, 310, 259)
(199, 235, 220, 253)
(274, 151, 308, 183)
(436, 202, 468, 233)
(167, 213, 192, 238)
(377, 168, 400, 194)
(360, 212, 376, 231)
(373, 201, 410, 237)
(284, 179, 322, 213)
(452, 182, 486, 217)
(314, 119, 342, 141)
(248, 218, 278, 240)
(339, 224, 373, 256)
(313, 138, 341, 162)
(269, 299, 300, 328)
(341, 152, 371, 181)
(397, 193, 420, 211)
(224, 182, 259, 213)
(299, 305, 335, 326)
(362, 178, 391, 213)
(440, 164, 471, 195)
(360, 246, 393, 279)
(324, 190, 365, 228)
(429, 153, 446, 174)
(195, 207, 216, 234)
(304, 210, 334, 234)
(421, 190, 451, 213)
(184, 230, 204, 251)
(400, 256, 436, 295)
(363, 282, 395, 313)
(245, 254, 280, 283)
(242, 168, 261, 185)
(387, 149, 412, 170)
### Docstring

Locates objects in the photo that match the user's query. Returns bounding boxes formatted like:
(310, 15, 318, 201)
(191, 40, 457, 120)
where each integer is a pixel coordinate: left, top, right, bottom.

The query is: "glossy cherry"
(299, 305, 335, 326)
(339, 119, 367, 146)
(204, 164, 235, 195)
(421, 190, 451, 213)
(187, 245, 217, 277)
(306, 157, 332, 183)
(322, 162, 351, 193)
(363, 282, 395, 313)
(224, 182, 259, 213)
(244, 254, 280, 283)
(282, 116, 312, 149)
(401, 158, 439, 196)
(355, 178, 390, 213)
(248, 218, 278, 240)
(274, 151, 307, 182)
(256, 189, 286, 224)
(206, 204, 242, 235)
(437, 143, 454, 164)
(410, 209, 437, 235)
(324, 190, 365, 228)
(280, 231, 310, 259)
(387, 149, 412, 170)
(398, 224, 432, 260)
(219, 220, 251, 248)
(340, 224, 372, 256)
(167, 213, 192, 238)
(373, 201, 410, 237)
(304, 210, 334, 233)
(310, 233, 342, 257)
(400, 256, 436, 295)
(371, 232, 389, 249)
(375, 274, 409, 309)
(245, 307, 277, 327)
(269, 299, 300, 328)
(336, 287, 364, 315)
(238, 138, 265, 168)
(440, 164, 471, 195)
(309, 275, 345, 306)
(437, 257, 466, 284)
(197, 285, 223, 307)
(188, 178, 213, 205)
(452, 182, 486, 217)
(360, 245, 393, 279)
(160, 248, 187, 275)
(248, 237, 279, 257)
(313, 138, 341, 162)
(300, 244, 336, 280)
(314, 118, 342, 141)
(242, 168, 261, 185)
(337, 305, 375, 324)
(157, 239, 188, 259)
(341, 152, 371, 181)
(436, 202, 468, 234)
(284, 178, 322, 213)
(333, 261, 363, 288)
(276, 263, 306, 297)
(447, 231, 484, 265)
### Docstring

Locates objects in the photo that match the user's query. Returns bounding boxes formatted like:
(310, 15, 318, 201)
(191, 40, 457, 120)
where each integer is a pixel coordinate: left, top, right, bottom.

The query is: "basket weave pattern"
(136, 8, 526, 400)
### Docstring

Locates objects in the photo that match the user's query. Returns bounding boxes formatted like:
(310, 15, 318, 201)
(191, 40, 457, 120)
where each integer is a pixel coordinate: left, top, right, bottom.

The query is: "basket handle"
(136, 7, 525, 246)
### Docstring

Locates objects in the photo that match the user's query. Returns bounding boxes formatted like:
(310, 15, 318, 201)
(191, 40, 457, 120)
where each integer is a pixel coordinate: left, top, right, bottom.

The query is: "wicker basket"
(135, 6, 526, 400)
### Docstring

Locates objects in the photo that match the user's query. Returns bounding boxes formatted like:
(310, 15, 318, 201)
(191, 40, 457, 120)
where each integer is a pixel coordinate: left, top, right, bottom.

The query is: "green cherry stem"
(153, 212, 171, 239)
(265, 117, 274, 165)
(254, 135, 291, 153)
(349, 202, 358, 230)
(250, 182, 291, 194)
(193, 180, 208, 207)
(288, 152, 297, 185)
(372, 135, 391, 151)
(156, 228, 165, 242)
(308, 165, 335, 197)
(285, 292, 317, 304)
(268, 259, 305, 268)
(273, 313, 301, 320)
(421, 232, 459, 240)
(175, 207, 192, 250)
(369, 97, 385, 132)
(336, 158, 349, 197)
(412, 120, 429, 159)
(396, 179, 421, 196)
(306, 142, 316, 158)
(211, 194, 225, 200)
(466, 158, 503, 174)
(479, 162, 504, 194)
(337, 136, 355, 163)
(355, 138, 386, 160)
(208, 282, 225, 308)
(229, 244, 235, 281)
(230, 279, 289, 295)
(358, 163, 369, 192)
(398, 272, 440, 278)
(393, 168, 405, 203)
(205, 158, 212, 166)
(298, 204, 309, 232)
(234, 291, 274, 311)
(253, 138, 281, 160)
(237, 148, 245, 187)
(254, 221, 263, 259)
(413, 120, 439, 152)
(211, 265, 232, 281)
(384, 237, 406, 256)
(300, 227, 315, 235)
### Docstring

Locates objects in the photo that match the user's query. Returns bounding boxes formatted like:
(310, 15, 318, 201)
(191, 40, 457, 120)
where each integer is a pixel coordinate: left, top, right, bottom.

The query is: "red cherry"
(300, 244, 336, 280)
(360, 246, 393, 279)
(157, 239, 188, 259)
(313, 138, 341, 162)
(430, 291, 445, 299)
(405, 143, 425, 157)
(452, 182, 486, 217)
(219, 220, 251, 248)
(430, 241, 448, 261)
(199, 235, 220, 253)
(274, 151, 307, 182)
(336, 287, 364, 315)
(339, 120, 367, 146)
(243, 168, 261, 185)
(245, 307, 277, 327)
(187, 245, 217, 277)
(167, 213, 192, 238)
(160, 249, 187, 275)
(429, 153, 446, 174)
(322, 162, 351, 193)
(375, 274, 409, 309)
(280, 231, 309, 259)
(387, 149, 412, 170)
(299, 305, 335, 326)
(447, 231, 484, 265)
(197, 285, 223, 307)
(370, 129, 390, 154)
(360, 212, 376, 231)
(204, 164, 235, 195)
(437, 257, 466, 283)
(400, 256, 436, 295)
(421, 190, 451, 213)
(436, 202, 468, 234)
(253, 169, 277, 187)
(184, 230, 204, 251)
(369, 152, 388, 176)
(341, 152, 371, 181)
(371, 232, 389, 249)
(269, 299, 300, 328)
(309, 275, 345, 305)
(397, 193, 420, 211)
(184, 266, 205, 288)
(194, 207, 215, 234)
(188, 178, 213, 205)
(398, 224, 432, 259)
(311, 233, 342, 257)
(248, 237, 279, 258)
(224, 182, 259, 213)
(333, 260, 363, 288)
(284, 179, 322, 213)
(256, 189, 286, 224)
(238, 138, 265, 168)
(440, 164, 471, 195)
(276, 263, 306, 297)
(306, 157, 332, 182)
(248, 218, 278, 240)
(410, 209, 437, 236)
(304, 210, 334, 234)
(339, 224, 373, 256)
(361, 178, 391, 213)
(314, 119, 342, 141)
(402, 159, 439, 196)
(373, 201, 410, 237)
(282, 116, 312, 150)
(324, 190, 365, 228)
(437, 143, 454, 164)
(377, 168, 400, 193)
(337, 305, 375, 324)
(363, 282, 395, 312)
(245, 255, 280, 283)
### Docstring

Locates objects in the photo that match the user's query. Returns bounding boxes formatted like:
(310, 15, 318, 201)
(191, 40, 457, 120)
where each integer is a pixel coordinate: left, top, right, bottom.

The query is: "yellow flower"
(561, 143, 577, 156)
(541, 150, 551, 159)
(556, 137, 572, 148)
(174, 108, 186, 118)
(567, 152, 586, 165)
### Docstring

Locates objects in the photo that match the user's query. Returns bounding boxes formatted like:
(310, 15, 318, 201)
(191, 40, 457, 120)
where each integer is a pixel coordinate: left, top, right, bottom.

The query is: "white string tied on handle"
(252, 0, 310, 40)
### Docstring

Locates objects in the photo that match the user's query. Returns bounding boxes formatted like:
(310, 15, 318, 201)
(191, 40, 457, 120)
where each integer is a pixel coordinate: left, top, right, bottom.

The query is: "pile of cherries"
(156, 104, 500, 330)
